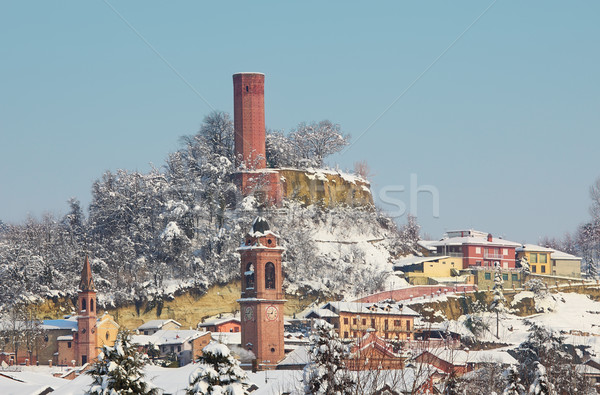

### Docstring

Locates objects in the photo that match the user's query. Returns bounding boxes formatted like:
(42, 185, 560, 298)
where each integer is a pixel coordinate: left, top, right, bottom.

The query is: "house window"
(371, 319, 375, 328)
(476, 247, 481, 254)
(530, 253, 538, 263)
(67, 342, 71, 348)
(344, 331, 349, 338)
(265, 262, 276, 289)
(406, 320, 411, 331)
(476, 260, 482, 266)
(394, 320, 401, 327)
(362, 318, 366, 326)
(503, 249, 508, 255)
(384, 319, 389, 330)
(245, 263, 255, 289)
(540, 254, 547, 264)
(235, 327, 239, 332)
(177, 346, 181, 352)
(90, 299, 94, 312)
(170, 346, 174, 352)
(485, 273, 491, 280)
(532, 265, 537, 273)
(352, 318, 357, 325)
(541, 266, 546, 273)
(81, 298, 87, 311)
(106, 332, 110, 340)
(344, 317, 349, 325)
(512, 274, 518, 281)
(144, 331, 148, 335)
(553, 261, 556, 266)
(502, 274, 508, 281)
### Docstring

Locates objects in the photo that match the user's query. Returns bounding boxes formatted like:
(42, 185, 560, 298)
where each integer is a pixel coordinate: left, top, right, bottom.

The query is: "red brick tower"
(238, 217, 285, 369)
(232, 73, 282, 205)
(233, 73, 266, 169)
(76, 257, 97, 366)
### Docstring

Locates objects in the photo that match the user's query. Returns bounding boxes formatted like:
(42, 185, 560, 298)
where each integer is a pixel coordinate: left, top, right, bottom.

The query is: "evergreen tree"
(490, 266, 507, 339)
(503, 365, 525, 395)
(303, 319, 354, 395)
(187, 342, 250, 395)
(528, 362, 552, 395)
(86, 330, 159, 395)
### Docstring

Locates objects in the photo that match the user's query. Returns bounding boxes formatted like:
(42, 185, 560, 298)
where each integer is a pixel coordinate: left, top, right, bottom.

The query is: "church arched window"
(90, 298, 94, 313)
(245, 263, 255, 289)
(265, 262, 276, 289)
(81, 298, 87, 312)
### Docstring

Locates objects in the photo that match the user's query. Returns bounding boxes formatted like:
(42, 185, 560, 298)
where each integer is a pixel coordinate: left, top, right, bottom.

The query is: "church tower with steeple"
(76, 257, 97, 365)
(238, 217, 285, 369)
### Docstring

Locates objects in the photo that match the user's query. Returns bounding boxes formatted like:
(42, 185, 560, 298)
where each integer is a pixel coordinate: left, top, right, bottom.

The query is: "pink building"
(426, 230, 521, 269)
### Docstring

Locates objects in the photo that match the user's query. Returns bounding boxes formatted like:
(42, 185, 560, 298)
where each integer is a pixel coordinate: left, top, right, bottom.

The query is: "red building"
(427, 230, 521, 269)
(198, 317, 241, 333)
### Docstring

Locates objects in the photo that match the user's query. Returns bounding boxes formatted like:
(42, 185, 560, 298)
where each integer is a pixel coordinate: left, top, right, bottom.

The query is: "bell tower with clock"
(238, 217, 285, 369)
(76, 256, 98, 366)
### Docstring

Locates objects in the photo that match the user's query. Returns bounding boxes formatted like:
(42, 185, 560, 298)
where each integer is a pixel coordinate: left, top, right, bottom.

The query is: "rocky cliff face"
(278, 168, 373, 207)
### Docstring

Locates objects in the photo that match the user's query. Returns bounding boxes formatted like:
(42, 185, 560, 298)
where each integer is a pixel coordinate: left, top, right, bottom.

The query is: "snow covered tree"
(503, 365, 525, 395)
(528, 362, 552, 395)
(290, 120, 350, 167)
(490, 266, 507, 339)
(265, 129, 299, 168)
(86, 330, 159, 395)
(303, 319, 354, 395)
(186, 342, 250, 395)
(519, 256, 530, 277)
(196, 111, 235, 162)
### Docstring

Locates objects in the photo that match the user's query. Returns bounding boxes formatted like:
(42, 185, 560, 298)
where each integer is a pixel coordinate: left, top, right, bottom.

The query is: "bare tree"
(290, 120, 350, 168)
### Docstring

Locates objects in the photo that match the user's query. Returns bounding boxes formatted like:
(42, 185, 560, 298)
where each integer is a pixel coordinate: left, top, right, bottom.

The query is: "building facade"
(238, 217, 286, 369)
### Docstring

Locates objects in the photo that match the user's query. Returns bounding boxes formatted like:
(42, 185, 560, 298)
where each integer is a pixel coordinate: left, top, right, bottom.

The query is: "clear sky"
(1, 1, 598, 243)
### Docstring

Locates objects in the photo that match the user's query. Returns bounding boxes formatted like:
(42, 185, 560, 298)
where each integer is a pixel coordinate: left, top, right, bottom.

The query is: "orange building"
(198, 317, 241, 333)
(306, 301, 420, 341)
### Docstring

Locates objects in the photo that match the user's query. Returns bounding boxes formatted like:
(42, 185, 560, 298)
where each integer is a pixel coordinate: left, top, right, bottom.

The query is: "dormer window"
(267, 239, 272, 245)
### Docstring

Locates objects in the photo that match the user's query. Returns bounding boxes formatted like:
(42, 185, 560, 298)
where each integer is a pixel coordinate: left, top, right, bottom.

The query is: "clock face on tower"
(244, 306, 254, 322)
(265, 305, 278, 321)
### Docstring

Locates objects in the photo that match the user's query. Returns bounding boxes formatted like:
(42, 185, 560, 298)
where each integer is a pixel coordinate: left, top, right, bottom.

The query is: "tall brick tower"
(233, 73, 266, 169)
(232, 73, 282, 205)
(76, 257, 97, 365)
(238, 217, 285, 369)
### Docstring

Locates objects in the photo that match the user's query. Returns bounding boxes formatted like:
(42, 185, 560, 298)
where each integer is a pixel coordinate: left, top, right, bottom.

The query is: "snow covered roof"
(278, 345, 310, 367)
(393, 255, 451, 268)
(210, 332, 241, 346)
(132, 329, 208, 346)
(137, 319, 181, 331)
(323, 301, 420, 317)
(304, 308, 339, 319)
(516, 244, 555, 253)
(516, 244, 581, 260)
(429, 235, 521, 248)
(550, 250, 581, 261)
(417, 240, 438, 251)
(56, 335, 73, 341)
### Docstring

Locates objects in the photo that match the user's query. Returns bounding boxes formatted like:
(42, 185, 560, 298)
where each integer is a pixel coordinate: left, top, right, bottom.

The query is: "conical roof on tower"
(79, 256, 96, 291)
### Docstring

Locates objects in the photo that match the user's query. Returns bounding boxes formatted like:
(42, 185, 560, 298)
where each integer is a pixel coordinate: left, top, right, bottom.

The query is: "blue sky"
(1, 1, 598, 242)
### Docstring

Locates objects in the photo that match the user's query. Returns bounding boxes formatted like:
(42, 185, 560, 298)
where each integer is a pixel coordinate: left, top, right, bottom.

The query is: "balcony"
(432, 252, 463, 258)
(483, 253, 503, 260)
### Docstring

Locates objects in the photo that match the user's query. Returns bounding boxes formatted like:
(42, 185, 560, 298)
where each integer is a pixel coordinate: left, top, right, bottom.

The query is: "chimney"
(487, 234, 493, 242)
(233, 73, 266, 170)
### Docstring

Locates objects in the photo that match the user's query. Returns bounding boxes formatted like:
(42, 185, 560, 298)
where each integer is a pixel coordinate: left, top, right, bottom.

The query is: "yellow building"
(393, 255, 464, 285)
(96, 313, 120, 349)
(516, 244, 554, 275)
(306, 301, 420, 341)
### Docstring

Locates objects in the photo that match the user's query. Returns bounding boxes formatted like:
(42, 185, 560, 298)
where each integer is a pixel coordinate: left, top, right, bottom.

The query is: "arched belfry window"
(245, 263, 255, 289)
(265, 262, 276, 289)
(81, 298, 87, 312)
(90, 298, 94, 313)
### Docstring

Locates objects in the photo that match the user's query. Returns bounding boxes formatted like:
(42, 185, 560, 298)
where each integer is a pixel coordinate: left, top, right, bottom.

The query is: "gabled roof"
(516, 244, 582, 261)
(137, 319, 182, 331)
(132, 329, 209, 346)
(429, 235, 521, 248)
